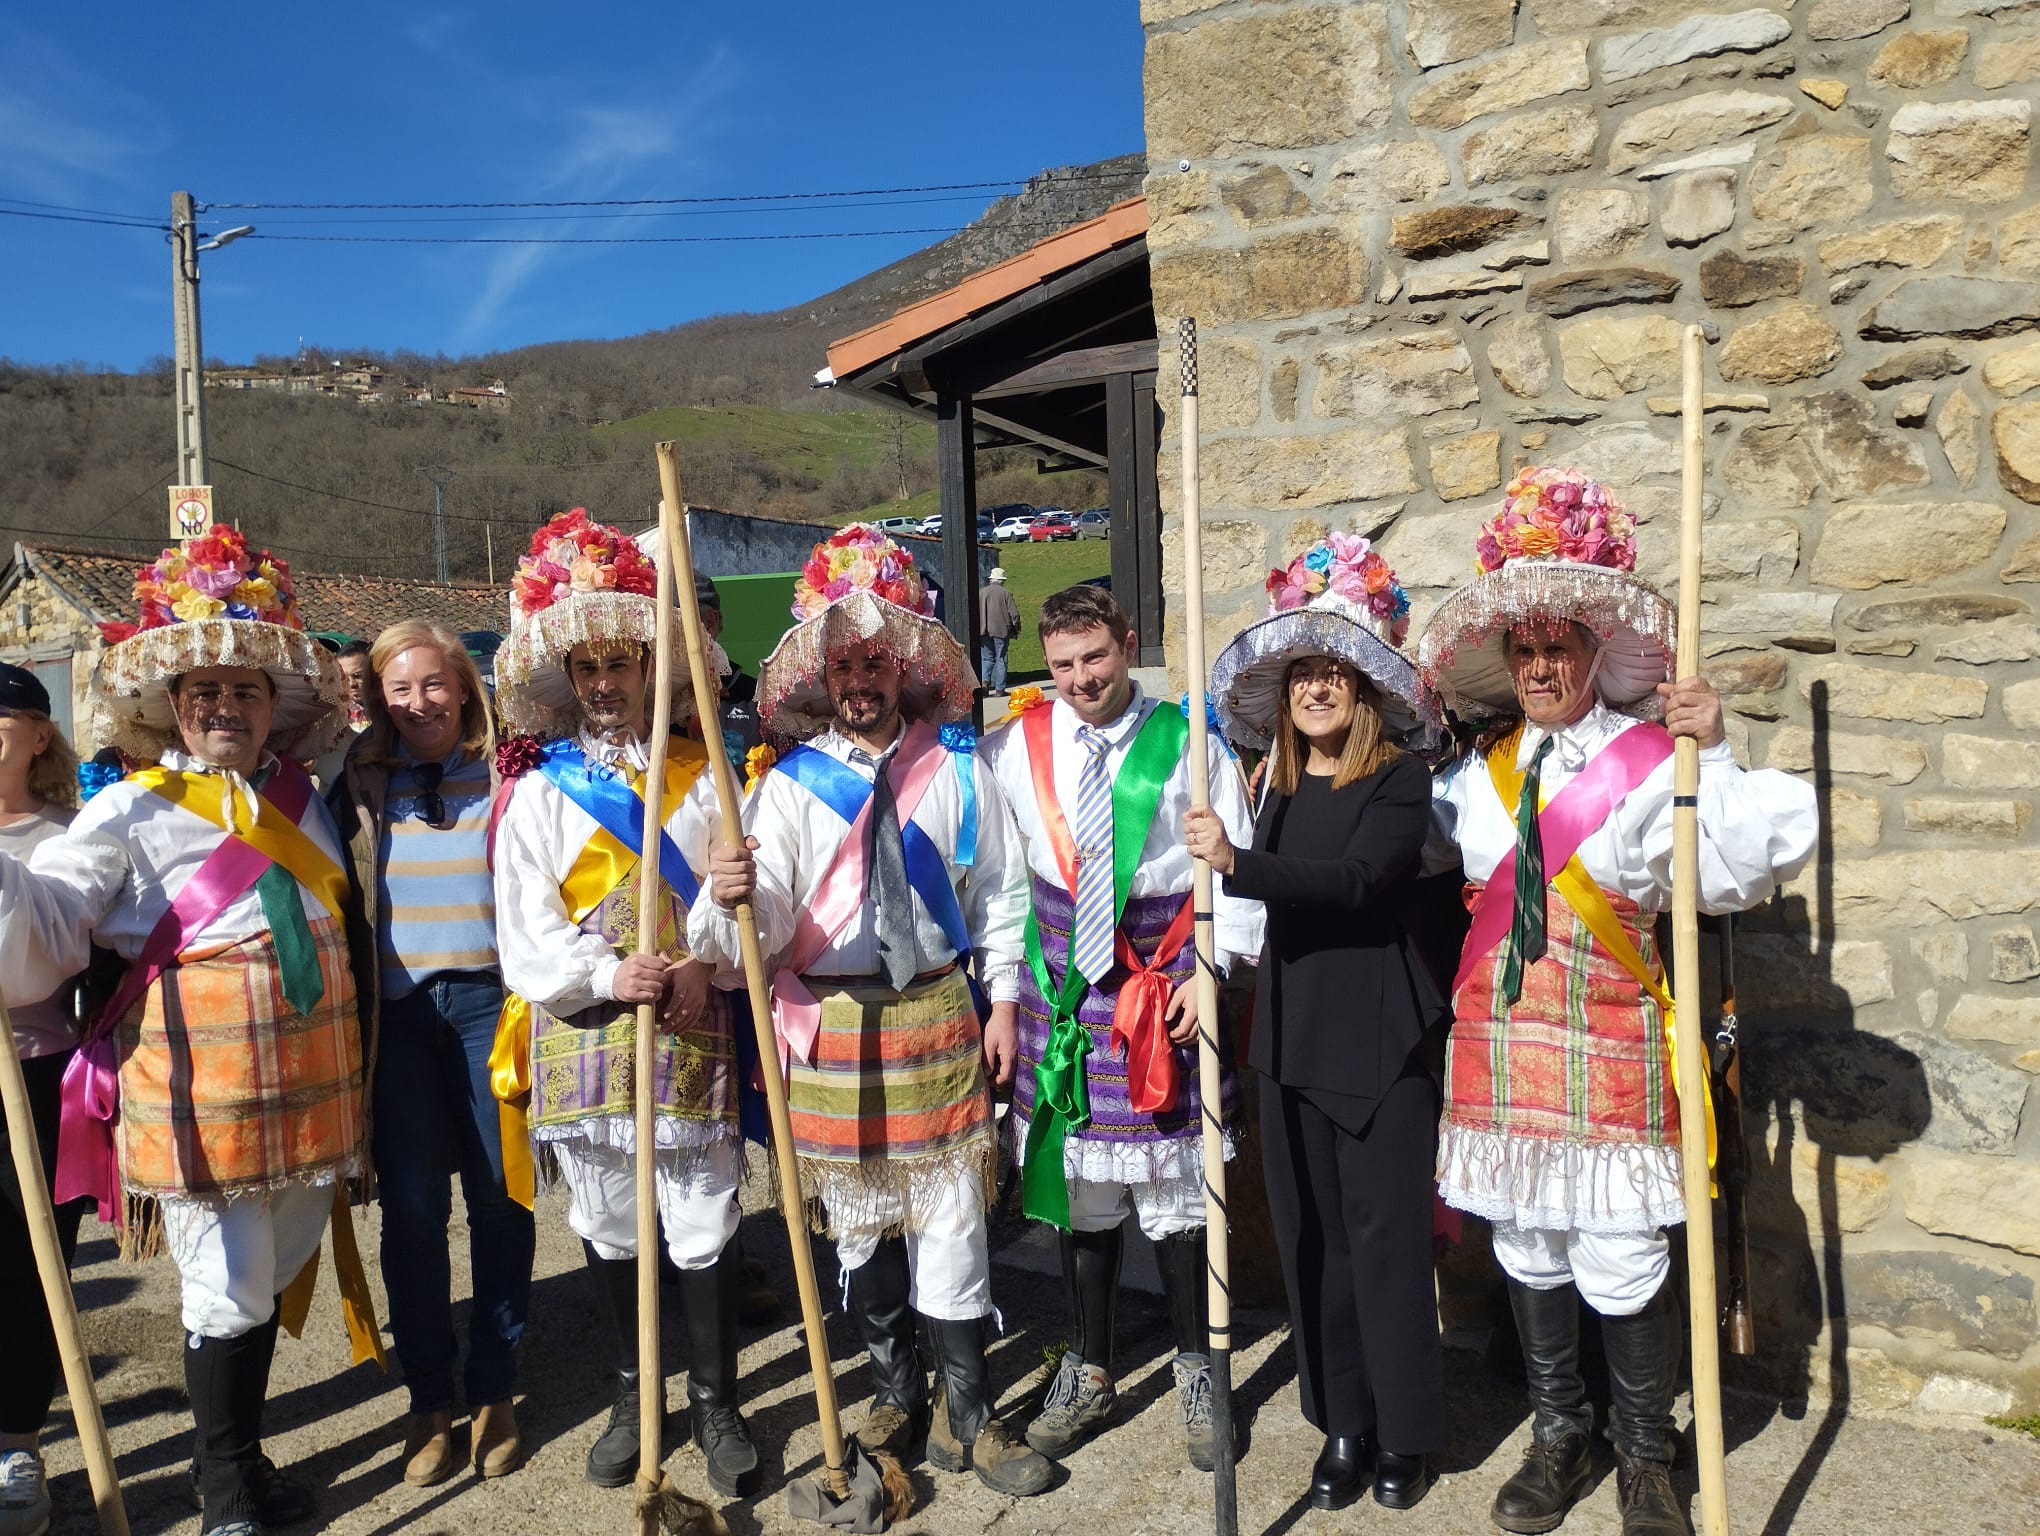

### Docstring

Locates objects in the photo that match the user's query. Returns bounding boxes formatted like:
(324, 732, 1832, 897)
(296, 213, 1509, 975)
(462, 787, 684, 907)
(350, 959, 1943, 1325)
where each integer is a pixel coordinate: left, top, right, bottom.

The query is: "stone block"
(1798, 662, 1988, 722)
(1708, 593, 1841, 654)
(1938, 389, 1983, 485)
(1390, 204, 1535, 259)
(1868, 29, 1972, 86)
(1861, 346, 1969, 387)
(1744, 933, 1898, 1009)
(1463, 107, 1599, 186)
(1486, 314, 1552, 399)
(1989, 927, 2040, 984)
(1600, 10, 1792, 83)
(1999, 205, 2040, 276)
(1381, 508, 1491, 590)
(1806, 0, 1912, 38)
(1724, 423, 1822, 506)
(1409, 37, 1590, 131)
(1765, 724, 1927, 782)
(1947, 994, 2040, 1048)
(1659, 168, 1738, 247)
(2007, 531, 2040, 580)
(1406, 0, 1519, 69)
(1750, 136, 1875, 228)
(1608, 90, 1793, 175)
(1560, 421, 1683, 482)
(1935, 622, 2040, 663)
(1913, 1374, 2015, 1418)
(1325, 140, 1454, 210)
(1701, 521, 1800, 586)
(1801, 78, 1851, 110)
(1705, 649, 1788, 697)
(1794, 392, 1934, 499)
(1218, 165, 1309, 228)
(1159, 519, 1272, 594)
(1888, 99, 2032, 205)
(2006, 677, 2040, 729)
(1700, 250, 1806, 308)
(1811, 501, 2004, 587)
(1848, 593, 2027, 629)
(1859, 276, 2040, 340)
(1905, 1029, 2031, 1153)
(1983, 340, 2040, 397)
(1993, 399, 2040, 501)
(1841, 1249, 2038, 1359)
(1201, 337, 1263, 431)
(1269, 358, 1300, 424)
(1743, 1022, 1932, 1154)
(1557, 313, 1684, 398)
(1429, 430, 1503, 501)
(1555, 187, 1651, 261)
(1914, 931, 1971, 983)
(1848, 637, 1917, 655)
(1646, 393, 1772, 415)
(1524, 0, 1691, 25)
(1146, 4, 1392, 157)
(1525, 266, 1681, 316)
(1200, 427, 1421, 512)
(1751, 1131, 1894, 1234)
(1894, 389, 1935, 426)
(1904, 1149, 2040, 1256)
(1976, 35, 2040, 88)
(1903, 797, 2033, 837)
(1944, 732, 2040, 787)
(1718, 304, 1843, 384)
(1154, 225, 1370, 324)
(1314, 332, 1480, 421)
(1817, 215, 1966, 275)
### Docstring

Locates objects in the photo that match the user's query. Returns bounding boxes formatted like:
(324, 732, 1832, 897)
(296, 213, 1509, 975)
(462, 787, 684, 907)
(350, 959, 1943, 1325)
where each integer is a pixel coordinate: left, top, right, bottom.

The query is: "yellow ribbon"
(276, 1184, 388, 1368)
(133, 767, 350, 924)
(1487, 741, 1717, 1184)
(558, 751, 713, 921)
(487, 994, 536, 1210)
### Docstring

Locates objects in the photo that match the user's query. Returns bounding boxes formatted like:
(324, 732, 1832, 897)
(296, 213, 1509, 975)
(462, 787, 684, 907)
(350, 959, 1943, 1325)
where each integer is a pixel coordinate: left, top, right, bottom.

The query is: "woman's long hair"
(1267, 656, 1399, 796)
(17, 710, 79, 809)
(357, 621, 493, 766)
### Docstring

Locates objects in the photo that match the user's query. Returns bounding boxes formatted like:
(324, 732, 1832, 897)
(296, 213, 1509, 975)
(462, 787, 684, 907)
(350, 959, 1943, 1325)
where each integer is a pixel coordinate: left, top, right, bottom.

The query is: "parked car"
(1030, 511, 1078, 542)
(872, 515, 920, 534)
(992, 512, 1035, 543)
(1076, 508, 1110, 539)
(918, 515, 942, 536)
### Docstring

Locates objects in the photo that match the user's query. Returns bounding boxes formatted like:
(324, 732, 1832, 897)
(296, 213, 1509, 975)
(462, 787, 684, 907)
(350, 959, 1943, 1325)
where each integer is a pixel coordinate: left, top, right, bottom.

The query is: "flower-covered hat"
(90, 529, 346, 760)
(492, 508, 716, 739)
(1415, 466, 1673, 722)
(756, 523, 974, 740)
(1210, 532, 1439, 752)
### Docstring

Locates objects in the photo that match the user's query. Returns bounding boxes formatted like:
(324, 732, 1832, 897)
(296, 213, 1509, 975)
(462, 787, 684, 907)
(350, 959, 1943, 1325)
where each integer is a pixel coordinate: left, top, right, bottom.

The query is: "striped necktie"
(1499, 734, 1556, 1007)
(1070, 724, 1116, 983)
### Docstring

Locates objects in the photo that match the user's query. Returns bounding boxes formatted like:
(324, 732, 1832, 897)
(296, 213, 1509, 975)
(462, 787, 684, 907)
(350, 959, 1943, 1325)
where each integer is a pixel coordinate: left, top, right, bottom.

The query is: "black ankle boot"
(1308, 1433, 1375, 1511)
(847, 1236, 928, 1458)
(678, 1247, 760, 1498)
(1058, 1223, 1124, 1374)
(1373, 1449, 1432, 1509)
(1492, 1281, 1594, 1535)
(583, 1241, 648, 1489)
(1604, 1284, 1686, 1536)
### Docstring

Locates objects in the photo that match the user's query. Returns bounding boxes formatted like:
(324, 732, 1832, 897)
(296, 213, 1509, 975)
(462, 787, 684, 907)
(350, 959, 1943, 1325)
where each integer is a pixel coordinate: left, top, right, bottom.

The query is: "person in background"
(978, 568, 1021, 694)
(690, 573, 761, 759)
(335, 641, 372, 731)
(331, 620, 534, 1487)
(0, 664, 84, 1536)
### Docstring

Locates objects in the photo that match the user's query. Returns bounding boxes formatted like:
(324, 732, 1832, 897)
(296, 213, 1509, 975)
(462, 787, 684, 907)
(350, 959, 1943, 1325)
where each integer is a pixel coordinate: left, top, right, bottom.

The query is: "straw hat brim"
(91, 617, 348, 760)
(493, 589, 720, 739)
(757, 590, 975, 741)
(1211, 602, 1440, 753)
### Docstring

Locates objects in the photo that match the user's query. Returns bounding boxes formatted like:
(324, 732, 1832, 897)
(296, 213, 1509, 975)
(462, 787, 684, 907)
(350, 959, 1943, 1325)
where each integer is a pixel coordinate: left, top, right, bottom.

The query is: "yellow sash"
(1487, 738, 1717, 1178)
(276, 1184, 388, 1369)
(133, 767, 350, 923)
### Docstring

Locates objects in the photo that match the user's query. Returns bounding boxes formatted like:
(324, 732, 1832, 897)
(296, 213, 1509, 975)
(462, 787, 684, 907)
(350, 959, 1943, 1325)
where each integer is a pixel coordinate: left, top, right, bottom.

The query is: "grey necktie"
(866, 750, 917, 991)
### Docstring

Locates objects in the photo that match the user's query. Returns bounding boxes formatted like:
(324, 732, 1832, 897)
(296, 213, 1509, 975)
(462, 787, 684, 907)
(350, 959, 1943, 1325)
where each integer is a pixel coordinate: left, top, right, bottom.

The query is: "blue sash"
(536, 738, 701, 906)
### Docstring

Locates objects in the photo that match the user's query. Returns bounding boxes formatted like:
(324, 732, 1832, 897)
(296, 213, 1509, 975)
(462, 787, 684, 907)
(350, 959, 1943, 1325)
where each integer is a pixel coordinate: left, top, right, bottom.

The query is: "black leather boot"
(184, 1306, 313, 1525)
(1062, 1223, 1123, 1371)
(1308, 1434, 1375, 1511)
(1604, 1285, 1688, 1536)
(925, 1316, 1053, 1497)
(678, 1247, 761, 1497)
(1373, 1449, 1433, 1510)
(846, 1236, 929, 1460)
(1492, 1281, 1595, 1535)
(583, 1240, 649, 1489)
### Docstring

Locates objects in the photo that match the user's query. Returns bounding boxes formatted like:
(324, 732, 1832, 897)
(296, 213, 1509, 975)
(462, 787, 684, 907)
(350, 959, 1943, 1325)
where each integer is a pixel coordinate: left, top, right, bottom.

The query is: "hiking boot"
(1172, 1353, 1216, 1472)
(0, 1449, 51, 1536)
(1024, 1352, 1116, 1456)
(1614, 1448, 1689, 1536)
(930, 1385, 1054, 1498)
(854, 1401, 929, 1462)
(472, 1401, 523, 1479)
(401, 1411, 457, 1488)
(1492, 1434, 1593, 1535)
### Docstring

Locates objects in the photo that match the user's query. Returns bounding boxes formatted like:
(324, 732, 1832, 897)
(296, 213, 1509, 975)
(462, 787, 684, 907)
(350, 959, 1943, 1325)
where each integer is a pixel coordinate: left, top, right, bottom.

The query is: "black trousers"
(0, 1050, 88, 1435)
(1259, 1067, 1448, 1454)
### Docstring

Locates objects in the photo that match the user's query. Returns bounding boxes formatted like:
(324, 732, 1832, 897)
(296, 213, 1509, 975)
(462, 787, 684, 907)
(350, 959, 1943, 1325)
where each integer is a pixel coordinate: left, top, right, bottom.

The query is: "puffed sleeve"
(684, 768, 801, 970)
(1424, 753, 1475, 876)
(1633, 742, 1821, 914)
(493, 774, 623, 1013)
(0, 809, 129, 1008)
(959, 757, 1028, 1003)
(1208, 743, 1266, 970)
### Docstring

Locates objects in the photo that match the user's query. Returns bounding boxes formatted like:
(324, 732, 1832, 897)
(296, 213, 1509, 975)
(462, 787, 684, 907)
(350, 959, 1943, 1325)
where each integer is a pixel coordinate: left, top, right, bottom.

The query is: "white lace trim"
(533, 1113, 737, 1155)
(1435, 1123, 1686, 1236)
(1006, 1114, 1237, 1185)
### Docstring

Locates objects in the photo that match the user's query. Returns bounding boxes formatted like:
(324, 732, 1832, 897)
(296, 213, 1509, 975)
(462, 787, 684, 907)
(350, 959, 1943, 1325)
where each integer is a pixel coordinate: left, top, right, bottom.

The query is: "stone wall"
(1142, 0, 2040, 1415)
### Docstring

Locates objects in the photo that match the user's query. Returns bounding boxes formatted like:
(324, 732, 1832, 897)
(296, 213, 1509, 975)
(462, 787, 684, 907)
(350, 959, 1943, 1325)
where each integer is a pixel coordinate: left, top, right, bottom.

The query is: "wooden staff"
(1175, 317, 1239, 1536)
(0, 983, 130, 1536)
(653, 444, 909, 1529)
(1676, 323, 1731, 1536)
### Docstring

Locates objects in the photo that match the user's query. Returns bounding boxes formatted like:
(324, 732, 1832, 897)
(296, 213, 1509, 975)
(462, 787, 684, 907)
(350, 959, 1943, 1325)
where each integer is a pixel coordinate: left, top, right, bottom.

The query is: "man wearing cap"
(1416, 469, 1817, 1536)
(690, 523, 1052, 1499)
(688, 572, 762, 759)
(0, 531, 375, 1536)
(978, 568, 1020, 694)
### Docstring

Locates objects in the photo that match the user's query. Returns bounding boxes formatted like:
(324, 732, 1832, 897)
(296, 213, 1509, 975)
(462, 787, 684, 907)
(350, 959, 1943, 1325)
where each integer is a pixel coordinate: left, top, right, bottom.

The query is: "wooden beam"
(1133, 371, 1164, 666)
(935, 393, 983, 724)
(974, 339, 1161, 400)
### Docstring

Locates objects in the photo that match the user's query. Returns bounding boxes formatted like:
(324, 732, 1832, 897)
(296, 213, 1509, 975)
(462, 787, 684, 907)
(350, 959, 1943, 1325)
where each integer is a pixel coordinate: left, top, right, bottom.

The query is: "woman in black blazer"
(1194, 540, 1451, 1513)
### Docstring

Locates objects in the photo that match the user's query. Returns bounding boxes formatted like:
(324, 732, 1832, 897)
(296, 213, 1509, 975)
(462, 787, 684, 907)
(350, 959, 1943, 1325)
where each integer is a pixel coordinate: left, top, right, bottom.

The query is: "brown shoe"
(473, 1400, 524, 1479)
(403, 1410, 458, 1487)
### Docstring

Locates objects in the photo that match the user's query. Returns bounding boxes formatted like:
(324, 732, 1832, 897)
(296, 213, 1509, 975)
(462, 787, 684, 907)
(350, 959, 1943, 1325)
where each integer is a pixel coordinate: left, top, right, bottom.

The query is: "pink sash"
(769, 722, 948, 1072)
(1451, 724, 1674, 1000)
(55, 760, 317, 1214)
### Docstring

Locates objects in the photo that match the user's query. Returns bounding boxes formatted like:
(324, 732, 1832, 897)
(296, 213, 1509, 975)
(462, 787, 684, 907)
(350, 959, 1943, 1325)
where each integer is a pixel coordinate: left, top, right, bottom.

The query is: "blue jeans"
(980, 634, 1011, 692)
(371, 971, 535, 1413)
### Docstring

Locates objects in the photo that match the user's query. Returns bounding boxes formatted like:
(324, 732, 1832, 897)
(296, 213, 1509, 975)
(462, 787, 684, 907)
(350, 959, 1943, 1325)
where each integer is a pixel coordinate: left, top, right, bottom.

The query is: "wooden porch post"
(935, 391, 984, 723)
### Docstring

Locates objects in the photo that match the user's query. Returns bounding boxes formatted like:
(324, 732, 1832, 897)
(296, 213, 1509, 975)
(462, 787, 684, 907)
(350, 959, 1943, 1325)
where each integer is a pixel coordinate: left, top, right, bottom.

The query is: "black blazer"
(1225, 752, 1453, 1107)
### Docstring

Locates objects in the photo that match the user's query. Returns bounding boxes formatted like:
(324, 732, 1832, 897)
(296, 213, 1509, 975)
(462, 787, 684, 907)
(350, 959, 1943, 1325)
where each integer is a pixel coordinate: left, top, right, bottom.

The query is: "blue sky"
(1, 4, 1144, 370)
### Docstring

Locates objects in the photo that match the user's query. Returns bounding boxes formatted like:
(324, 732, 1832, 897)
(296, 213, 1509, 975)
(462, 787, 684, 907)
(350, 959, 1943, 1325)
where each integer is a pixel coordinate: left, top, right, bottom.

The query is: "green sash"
(1020, 701, 1190, 1228)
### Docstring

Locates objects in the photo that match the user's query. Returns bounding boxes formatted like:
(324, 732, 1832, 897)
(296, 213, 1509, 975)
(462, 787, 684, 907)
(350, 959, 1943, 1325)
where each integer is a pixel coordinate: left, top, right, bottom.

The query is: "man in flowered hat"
(977, 582, 1262, 1472)
(688, 523, 1052, 1498)
(1416, 469, 1817, 1536)
(0, 529, 375, 1536)
(490, 509, 760, 1497)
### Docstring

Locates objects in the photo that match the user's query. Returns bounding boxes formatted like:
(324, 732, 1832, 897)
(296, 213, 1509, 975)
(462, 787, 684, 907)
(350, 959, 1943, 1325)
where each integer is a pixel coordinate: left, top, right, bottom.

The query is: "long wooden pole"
(1175, 318, 1238, 1536)
(653, 447, 857, 1505)
(1677, 323, 1731, 1536)
(635, 501, 680, 1534)
(0, 985, 131, 1536)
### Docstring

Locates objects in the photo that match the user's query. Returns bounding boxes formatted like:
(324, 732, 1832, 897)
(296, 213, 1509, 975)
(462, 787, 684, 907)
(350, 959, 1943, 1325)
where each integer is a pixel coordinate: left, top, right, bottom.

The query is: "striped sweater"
(377, 751, 497, 997)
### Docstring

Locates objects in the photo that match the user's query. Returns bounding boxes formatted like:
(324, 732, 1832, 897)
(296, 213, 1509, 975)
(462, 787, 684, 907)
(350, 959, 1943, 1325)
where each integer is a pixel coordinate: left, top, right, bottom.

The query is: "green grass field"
(593, 403, 934, 482)
(989, 537, 1110, 679)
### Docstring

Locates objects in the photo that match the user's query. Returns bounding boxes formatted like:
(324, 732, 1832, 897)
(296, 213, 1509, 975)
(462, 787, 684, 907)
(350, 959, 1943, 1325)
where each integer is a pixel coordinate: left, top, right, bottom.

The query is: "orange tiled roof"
(826, 195, 1148, 381)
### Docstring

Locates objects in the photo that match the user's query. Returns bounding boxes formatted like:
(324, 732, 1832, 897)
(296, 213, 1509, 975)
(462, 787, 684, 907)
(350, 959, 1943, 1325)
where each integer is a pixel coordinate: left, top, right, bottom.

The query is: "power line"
(78, 464, 178, 535)
(0, 196, 164, 223)
(246, 225, 971, 247)
(0, 206, 165, 232)
(246, 193, 1006, 226)
(209, 456, 554, 530)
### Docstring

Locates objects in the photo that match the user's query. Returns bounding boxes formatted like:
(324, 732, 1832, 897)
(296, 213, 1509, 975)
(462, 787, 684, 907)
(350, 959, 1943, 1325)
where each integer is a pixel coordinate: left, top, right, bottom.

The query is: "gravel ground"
(32, 1160, 2040, 1536)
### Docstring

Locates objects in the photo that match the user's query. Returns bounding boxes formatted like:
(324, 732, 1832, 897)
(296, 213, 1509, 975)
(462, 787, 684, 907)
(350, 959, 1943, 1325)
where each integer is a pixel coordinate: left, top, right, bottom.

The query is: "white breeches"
(1065, 1168, 1206, 1240)
(554, 1138, 741, 1271)
(1490, 1221, 1671, 1317)
(830, 1163, 991, 1323)
(162, 1179, 335, 1340)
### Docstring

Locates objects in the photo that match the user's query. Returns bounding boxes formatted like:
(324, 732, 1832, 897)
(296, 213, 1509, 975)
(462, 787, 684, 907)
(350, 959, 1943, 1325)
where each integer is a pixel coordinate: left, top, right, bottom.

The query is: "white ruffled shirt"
(686, 723, 1028, 1002)
(979, 686, 1265, 970)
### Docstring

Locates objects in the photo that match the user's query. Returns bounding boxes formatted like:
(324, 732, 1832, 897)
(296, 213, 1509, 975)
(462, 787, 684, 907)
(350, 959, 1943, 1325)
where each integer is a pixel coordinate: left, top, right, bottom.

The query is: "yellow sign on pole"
(169, 486, 214, 543)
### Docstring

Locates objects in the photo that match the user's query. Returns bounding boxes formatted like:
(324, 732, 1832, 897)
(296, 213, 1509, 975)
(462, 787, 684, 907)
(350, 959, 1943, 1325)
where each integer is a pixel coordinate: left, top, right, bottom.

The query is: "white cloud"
(0, 22, 160, 201)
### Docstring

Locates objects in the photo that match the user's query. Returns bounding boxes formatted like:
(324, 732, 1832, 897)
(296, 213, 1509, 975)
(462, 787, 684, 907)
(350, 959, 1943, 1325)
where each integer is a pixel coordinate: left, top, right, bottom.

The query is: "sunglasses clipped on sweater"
(407, 761, 446, 826)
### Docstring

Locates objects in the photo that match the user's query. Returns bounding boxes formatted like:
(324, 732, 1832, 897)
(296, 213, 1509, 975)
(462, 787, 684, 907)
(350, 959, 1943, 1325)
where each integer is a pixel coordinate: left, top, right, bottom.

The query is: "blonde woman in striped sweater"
(333, 621, 534, 1487)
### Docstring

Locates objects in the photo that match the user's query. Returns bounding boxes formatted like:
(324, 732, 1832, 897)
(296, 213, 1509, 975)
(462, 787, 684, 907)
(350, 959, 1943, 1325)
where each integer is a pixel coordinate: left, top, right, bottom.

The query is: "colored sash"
(54, 757, 338, 1214)
(765, 721, 961, 1072)
(1017, 698, 1194, 1229)
(487, 994, 536, 1209)
(535, 737, 705, 908)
